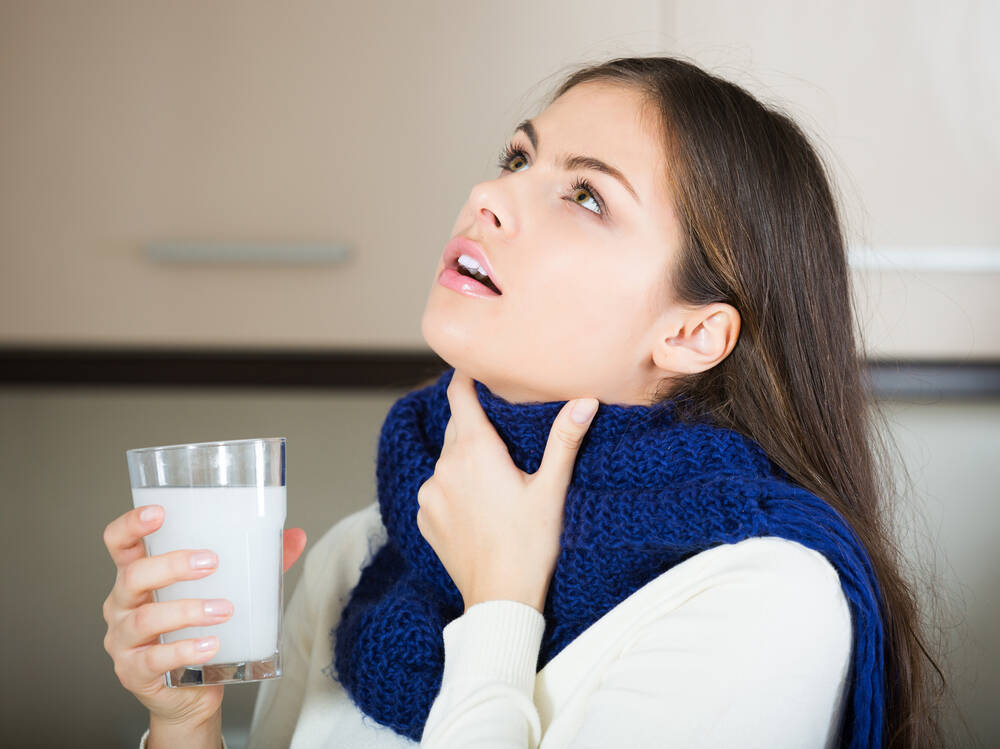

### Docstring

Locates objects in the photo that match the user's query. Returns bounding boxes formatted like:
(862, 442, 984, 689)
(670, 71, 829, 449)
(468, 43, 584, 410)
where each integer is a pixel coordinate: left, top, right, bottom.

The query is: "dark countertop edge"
(0, 346, 998, 399)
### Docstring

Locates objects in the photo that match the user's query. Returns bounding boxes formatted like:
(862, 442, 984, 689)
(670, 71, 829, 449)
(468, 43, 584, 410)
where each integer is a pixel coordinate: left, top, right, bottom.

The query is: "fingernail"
(203, 599, 233, 617)
(195, 637, 219, 652)
(189, 551, 218, 570)
(571, 399, 598, 424)
(139, 506, 162, 523)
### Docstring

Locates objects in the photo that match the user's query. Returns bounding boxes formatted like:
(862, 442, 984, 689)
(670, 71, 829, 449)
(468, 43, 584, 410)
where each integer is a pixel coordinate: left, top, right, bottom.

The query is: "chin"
(423, 312, 501, 387)
(420, 305, 462, 371)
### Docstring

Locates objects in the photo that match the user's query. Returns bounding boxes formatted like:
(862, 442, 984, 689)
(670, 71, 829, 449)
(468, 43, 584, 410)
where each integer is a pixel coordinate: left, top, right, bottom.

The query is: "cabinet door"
(0, 0, 661, 348)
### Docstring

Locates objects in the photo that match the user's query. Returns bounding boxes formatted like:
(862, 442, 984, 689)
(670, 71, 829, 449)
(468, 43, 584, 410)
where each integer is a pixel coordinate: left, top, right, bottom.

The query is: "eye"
(567, 177, 603, 217)
(496, 141, 529, 172)
(496, 139, 608, 221)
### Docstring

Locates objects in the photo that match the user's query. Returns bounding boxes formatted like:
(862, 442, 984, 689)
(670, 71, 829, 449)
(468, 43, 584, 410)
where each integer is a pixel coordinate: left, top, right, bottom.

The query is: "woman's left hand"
(416, 369, 599, 614)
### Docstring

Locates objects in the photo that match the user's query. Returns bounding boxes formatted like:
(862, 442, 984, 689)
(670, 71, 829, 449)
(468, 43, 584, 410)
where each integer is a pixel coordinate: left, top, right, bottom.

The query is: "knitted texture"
(331, 367, 886, 747)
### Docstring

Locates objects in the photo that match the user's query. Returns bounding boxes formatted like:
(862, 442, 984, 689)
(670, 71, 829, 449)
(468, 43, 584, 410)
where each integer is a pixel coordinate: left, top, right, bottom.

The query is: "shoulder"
(701, 534, 847, 596)
(300, 500, 387, 601)
(307, 500, 385, 561)
(569, 537, 854, 747)
(674, 535, 850, 627)
(628, 535, 853, 669)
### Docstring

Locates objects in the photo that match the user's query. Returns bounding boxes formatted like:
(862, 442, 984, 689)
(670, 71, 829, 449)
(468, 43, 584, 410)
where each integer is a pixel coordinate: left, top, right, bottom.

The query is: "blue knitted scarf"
(331, 367, 886, 747)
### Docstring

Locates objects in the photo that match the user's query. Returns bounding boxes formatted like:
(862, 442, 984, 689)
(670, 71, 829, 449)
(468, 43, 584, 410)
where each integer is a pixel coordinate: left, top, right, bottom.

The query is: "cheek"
(515, 252, 648, 336)
(513, 253, 602, 314)
(560, 235, 648, 298)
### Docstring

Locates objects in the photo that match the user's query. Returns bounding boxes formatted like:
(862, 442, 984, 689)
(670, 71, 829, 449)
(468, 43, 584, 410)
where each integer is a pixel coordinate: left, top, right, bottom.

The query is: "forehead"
(532, 81, 674, 222)
(532, 81, 671, 212)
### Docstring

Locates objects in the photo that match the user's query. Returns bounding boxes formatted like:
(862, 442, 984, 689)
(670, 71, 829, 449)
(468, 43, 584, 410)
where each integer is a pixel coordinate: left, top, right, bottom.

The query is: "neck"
(427, 368, 671, 475)
(465, 370, 662, 408)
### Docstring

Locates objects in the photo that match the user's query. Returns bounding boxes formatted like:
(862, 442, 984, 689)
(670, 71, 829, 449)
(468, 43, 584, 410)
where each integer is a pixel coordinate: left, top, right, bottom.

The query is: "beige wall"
(875, 398, 1000, 745)
(0, 384, 404, 747)
(1, 0, 997, 356)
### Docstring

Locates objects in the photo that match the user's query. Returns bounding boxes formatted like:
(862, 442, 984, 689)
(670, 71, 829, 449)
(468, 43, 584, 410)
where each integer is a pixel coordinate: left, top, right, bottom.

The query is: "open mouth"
(450, 254, 503, 295)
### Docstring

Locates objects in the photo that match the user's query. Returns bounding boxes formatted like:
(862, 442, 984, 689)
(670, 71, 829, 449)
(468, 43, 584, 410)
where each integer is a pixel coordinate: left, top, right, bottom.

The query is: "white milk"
(131, 486, 286, 665)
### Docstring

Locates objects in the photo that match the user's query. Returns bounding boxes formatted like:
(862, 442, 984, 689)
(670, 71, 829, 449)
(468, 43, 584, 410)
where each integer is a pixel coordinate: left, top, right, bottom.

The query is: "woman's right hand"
(101, 504, 308, 728)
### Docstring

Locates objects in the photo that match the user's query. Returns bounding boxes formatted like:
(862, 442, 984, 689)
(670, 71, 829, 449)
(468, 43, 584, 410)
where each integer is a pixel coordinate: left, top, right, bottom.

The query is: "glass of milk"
(126, 437, 286, 687)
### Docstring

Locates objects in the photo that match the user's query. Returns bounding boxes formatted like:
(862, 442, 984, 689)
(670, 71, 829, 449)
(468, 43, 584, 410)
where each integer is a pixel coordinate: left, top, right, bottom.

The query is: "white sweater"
(140, 500, 853, 748)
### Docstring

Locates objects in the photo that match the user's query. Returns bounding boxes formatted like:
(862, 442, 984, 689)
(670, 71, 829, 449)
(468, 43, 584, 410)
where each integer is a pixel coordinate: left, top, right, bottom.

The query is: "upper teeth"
(457, 254, 488, 277)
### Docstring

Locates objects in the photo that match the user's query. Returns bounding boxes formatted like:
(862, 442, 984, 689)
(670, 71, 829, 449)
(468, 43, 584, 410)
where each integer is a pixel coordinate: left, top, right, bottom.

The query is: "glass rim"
(126, 437, 286, 456)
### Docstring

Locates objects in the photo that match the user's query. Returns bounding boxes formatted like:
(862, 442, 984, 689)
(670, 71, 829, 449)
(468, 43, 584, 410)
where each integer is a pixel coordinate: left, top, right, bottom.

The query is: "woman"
(102, 55, 947, 747)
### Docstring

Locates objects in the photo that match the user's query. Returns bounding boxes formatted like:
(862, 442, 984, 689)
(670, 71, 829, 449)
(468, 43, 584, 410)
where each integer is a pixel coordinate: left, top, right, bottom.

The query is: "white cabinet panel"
(663, 0, 1000, 357)
(0, 0, 661, 347)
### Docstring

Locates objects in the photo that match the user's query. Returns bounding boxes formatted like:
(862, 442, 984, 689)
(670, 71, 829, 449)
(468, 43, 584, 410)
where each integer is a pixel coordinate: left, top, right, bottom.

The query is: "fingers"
(537, 398, 599, 489)
(112, 548, 219, 611)
(103, 505, 164, 568)
(445, 369, 490, 432)
(120, 635, 221, 691)
(282, 528, 307, 573)
(104, 592, 229, 692)
(442, 409, 457, 447)
(415, 480, 438, 544)
(117, 597, 233, 651)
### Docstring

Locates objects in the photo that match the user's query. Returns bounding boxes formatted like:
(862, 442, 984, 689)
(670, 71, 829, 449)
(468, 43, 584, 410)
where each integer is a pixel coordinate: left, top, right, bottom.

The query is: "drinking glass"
(126, 437, 286, 687)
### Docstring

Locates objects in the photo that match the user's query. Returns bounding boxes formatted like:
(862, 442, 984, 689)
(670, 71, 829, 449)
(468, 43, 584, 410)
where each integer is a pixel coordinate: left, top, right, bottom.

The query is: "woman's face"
(421, 80, 690, 405)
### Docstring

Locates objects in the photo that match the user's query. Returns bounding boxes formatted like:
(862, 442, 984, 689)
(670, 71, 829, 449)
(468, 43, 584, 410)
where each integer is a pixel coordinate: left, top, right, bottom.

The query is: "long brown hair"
(541, 56, 954, 748)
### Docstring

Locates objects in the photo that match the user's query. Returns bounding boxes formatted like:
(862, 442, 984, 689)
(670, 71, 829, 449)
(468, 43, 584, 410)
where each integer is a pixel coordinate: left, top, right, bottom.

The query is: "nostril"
(480, 208, 501, 227)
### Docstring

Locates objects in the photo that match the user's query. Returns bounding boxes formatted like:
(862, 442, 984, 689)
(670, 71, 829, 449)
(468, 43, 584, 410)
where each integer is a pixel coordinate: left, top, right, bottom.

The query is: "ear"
(652, 303, 740, 376)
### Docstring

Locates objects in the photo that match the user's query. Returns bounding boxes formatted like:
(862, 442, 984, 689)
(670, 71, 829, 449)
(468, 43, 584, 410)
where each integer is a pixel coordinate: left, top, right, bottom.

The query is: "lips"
(441, 235, 503, 295)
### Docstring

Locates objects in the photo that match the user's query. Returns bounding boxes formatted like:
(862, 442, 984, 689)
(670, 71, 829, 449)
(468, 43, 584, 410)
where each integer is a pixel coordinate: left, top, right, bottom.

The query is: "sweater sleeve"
(419, 537, 852, 749)
(420, 600, 547, 748)
(137, 728, 228, 749)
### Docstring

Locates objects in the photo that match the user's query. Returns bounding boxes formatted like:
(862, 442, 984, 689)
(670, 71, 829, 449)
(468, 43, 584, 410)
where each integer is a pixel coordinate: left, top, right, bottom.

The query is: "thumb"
(537, 398, 599, 490)
(282, 527, 308, 573)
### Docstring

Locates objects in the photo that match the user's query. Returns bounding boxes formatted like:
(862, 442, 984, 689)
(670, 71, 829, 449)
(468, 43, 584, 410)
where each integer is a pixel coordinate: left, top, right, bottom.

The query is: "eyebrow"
(513, 119, 641, 206)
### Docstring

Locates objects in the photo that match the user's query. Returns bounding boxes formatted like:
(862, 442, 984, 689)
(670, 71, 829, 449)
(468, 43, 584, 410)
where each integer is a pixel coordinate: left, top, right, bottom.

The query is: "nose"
(468, 180, 512, 235)
(479, 207, 501, 228)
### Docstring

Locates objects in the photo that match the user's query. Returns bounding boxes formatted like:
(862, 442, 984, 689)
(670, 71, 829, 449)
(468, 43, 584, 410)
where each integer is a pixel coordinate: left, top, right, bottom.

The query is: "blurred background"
(1, 1, 997, 746)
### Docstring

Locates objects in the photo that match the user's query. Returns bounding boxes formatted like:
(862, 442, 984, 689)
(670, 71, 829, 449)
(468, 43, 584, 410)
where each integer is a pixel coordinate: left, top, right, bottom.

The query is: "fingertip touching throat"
(330, 367, 887, 748)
